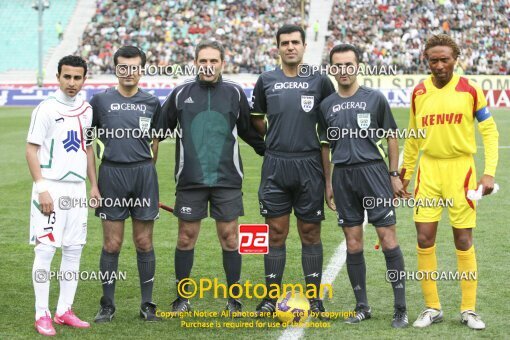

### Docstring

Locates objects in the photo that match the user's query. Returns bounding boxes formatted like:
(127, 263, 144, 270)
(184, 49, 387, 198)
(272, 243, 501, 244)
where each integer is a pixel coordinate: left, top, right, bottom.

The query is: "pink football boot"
(35, 312, 56, 336)
(54, 309, 90, 328)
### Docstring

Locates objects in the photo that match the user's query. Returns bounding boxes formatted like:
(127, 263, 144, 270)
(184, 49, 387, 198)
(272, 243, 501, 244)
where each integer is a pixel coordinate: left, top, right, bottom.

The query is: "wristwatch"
(389, 171, 400, 177)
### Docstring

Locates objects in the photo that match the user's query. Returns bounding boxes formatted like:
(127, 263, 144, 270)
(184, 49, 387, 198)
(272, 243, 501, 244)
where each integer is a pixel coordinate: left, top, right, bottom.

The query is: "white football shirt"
(27, 89, 92, 182)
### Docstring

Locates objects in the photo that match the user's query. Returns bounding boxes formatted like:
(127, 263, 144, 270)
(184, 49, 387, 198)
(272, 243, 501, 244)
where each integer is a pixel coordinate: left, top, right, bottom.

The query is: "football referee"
(250, 25, 335, 318)
(158, 40, 265, 315)
(89, 46, 162, 322)
(318, 44, 408, 328)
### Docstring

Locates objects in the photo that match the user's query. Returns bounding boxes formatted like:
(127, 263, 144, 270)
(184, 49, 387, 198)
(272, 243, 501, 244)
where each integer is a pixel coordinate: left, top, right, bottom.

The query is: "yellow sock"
(417, 244, 441, 309)
(456, 245, 477, 312)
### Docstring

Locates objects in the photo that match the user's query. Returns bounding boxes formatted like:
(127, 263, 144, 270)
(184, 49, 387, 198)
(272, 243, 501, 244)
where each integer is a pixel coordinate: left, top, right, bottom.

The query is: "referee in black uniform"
(318, 44, 408, 328)
(158, 40, 264, 315)
(250, 25, 335, 318)
(89, 46, 162, 322)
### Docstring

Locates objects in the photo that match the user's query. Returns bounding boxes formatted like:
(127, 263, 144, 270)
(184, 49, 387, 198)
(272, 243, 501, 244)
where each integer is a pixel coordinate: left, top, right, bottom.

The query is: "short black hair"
(276, 24, 306, 47)
(113, 46, 146, 67)
(329, 44, 361, 64)
(57, 55, 87, 76)
(195, 40, 225, 61)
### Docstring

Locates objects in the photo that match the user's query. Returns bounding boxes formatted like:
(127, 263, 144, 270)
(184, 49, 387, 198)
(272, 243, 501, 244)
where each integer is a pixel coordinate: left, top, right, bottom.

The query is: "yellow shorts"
(413, 154, 477, 228)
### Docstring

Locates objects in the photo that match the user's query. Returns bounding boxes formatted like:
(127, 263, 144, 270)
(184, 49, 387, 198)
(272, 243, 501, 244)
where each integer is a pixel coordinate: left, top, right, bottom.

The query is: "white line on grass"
(278, 224, 365, 340)
(278, 150, 405, 340)
(278, 219, 368, 340)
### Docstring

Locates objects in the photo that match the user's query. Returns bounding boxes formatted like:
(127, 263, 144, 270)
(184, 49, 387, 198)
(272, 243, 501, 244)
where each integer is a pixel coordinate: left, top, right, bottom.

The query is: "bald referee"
(251, 24, 335, 318)
(89, 46, 162, 322)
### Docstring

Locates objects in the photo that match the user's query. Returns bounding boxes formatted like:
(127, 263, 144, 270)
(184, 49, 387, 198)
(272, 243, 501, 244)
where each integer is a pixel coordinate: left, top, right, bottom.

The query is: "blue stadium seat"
(0, 0, 76, 72)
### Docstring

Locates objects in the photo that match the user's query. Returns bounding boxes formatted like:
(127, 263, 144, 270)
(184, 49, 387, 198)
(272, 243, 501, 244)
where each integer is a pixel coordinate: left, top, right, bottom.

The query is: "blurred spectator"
(56, 21, 63, 41)
(313, 19, 319, 41)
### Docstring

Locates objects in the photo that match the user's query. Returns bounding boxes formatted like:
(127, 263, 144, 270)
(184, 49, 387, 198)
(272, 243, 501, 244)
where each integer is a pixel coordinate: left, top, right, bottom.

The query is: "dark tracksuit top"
(159, 76, 265, 190)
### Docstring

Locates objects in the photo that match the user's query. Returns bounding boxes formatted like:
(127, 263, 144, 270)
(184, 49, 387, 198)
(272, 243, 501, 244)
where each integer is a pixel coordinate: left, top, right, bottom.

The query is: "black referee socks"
(383, 246, 406, 309)
(137, 249, 155, 304)
(175, 248, 194, 298)
(264, 245, 286, 295)
(222, 249, 242, 298)
(346, 250, 368, 307)
(100, 248, 120, 305)
(302, 243, 323, 298)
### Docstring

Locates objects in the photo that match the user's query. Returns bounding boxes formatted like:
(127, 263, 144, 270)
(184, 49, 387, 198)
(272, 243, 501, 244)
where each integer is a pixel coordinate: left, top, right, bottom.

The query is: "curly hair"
(424, 34, 460, 60)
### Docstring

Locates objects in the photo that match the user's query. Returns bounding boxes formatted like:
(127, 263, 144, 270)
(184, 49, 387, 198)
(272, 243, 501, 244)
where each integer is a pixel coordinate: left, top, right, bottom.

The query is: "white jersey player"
(26, 56, 99, 336)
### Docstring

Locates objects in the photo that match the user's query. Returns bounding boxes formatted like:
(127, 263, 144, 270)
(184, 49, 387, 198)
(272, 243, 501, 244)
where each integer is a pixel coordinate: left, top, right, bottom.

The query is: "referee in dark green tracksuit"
(157, 40, 265, 315)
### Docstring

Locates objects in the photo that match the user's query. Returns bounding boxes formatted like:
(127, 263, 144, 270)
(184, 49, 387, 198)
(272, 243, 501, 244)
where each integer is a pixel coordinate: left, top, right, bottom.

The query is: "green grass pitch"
(0, 106, 508, 339)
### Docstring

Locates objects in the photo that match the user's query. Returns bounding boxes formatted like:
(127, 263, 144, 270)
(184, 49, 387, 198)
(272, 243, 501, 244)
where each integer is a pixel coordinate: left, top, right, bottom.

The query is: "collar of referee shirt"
(197, 74, 223, 87)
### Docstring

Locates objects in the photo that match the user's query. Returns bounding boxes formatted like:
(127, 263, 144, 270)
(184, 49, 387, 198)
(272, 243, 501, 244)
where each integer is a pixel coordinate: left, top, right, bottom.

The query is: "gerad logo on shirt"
(109, 103, 147, 114)
(332, 101, 367, 112)
(273, 82, 309, 90)
(421, 113, 463, 126)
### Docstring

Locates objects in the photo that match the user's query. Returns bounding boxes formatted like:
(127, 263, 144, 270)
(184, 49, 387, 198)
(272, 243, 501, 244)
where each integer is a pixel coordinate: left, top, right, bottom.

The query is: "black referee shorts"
(332, 160, 396, 227)
(96, 160, 159, 221)
(258, 150, 325, 223)
(173, 187, 244, 222)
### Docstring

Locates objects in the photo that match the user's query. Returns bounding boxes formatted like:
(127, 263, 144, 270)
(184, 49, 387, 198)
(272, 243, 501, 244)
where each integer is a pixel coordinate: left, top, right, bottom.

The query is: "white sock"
(56, 245, 83, 315)
(33, 243, 56, 320)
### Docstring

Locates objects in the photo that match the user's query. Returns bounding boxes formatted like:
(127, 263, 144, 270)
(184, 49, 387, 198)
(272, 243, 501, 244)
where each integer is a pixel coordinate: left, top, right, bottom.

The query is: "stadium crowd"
(76, 0, 509, 75)
(76, 0, 308, 75)
(324, 0, 510, 75)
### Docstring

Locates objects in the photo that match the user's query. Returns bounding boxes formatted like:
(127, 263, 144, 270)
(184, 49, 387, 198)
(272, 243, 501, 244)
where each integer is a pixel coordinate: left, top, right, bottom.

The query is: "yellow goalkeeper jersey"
(402, 74, 498, 180)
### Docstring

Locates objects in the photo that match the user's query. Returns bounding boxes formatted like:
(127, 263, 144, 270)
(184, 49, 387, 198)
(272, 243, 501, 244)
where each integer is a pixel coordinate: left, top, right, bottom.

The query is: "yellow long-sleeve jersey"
(402, 74, 499, 180)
